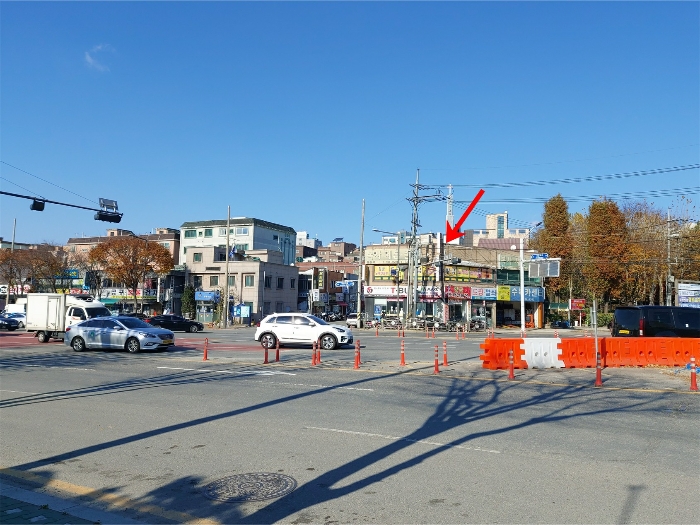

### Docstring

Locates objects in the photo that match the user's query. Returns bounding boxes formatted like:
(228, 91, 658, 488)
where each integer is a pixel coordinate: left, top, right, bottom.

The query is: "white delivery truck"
(26, 293, 111, 342)
(3, 298, 27, 315)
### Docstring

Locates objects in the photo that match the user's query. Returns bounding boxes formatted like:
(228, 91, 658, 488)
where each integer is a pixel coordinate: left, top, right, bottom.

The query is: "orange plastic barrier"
(480, 338, 526, 370)
(483, 337, 700, 370)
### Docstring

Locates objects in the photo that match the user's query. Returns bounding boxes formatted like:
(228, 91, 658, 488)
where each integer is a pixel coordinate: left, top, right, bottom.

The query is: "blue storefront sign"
(509, 286, 545, 302)
(195, 291, 220, 302)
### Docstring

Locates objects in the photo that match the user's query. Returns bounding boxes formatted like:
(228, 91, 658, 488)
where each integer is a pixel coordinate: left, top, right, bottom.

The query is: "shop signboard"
(195, 291, 220, 302)
(101, 288, 158, 301)
(471, 287, 497, 301)
(443, 266, 493, 282)
(508, 286, 545, 302)
(497, 285, 511, 301)
(416, 286, 442, 300)
(445, 285, 470, 299)
(363, 285, 408, 298)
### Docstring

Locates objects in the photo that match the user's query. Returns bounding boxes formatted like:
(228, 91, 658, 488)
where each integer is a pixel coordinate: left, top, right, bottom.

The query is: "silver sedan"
(64, 316, 175, 353)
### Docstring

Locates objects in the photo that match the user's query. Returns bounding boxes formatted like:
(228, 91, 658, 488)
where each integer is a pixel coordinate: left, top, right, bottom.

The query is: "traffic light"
(30, 199, 45, 211)
(94, 211, 122, 223)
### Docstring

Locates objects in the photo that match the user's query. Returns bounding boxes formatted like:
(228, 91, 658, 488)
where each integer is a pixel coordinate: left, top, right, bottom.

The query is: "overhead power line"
(423, 164, 699, 190)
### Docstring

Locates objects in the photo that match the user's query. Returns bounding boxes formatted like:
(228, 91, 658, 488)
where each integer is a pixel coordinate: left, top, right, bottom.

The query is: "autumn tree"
(89, 236, 174, 311)
(181, 284, 196, 318)
(620, 202, 666, 305)
(531, 194, 573, 301)
(582, 199, 629, 311)
(25, 244, 72, 293)
(0, 248, 32, 298)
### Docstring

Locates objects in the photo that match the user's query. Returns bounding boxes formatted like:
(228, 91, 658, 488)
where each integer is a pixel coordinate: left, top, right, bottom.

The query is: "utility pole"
(225, 205, 231, 327)
(357, 200, 365, 324)
(667, 208, 672, 306)
(5, 218, 16, 307)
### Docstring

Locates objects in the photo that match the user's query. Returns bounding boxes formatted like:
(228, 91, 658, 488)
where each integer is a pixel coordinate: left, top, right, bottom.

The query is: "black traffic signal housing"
(30, 199, 45, 211)
(94, 211, 122, 223)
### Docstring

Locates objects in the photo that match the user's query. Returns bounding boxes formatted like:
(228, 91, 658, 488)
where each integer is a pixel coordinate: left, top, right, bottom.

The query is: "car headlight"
(333, 327, 346, 333)
(136, 331, 151, 337)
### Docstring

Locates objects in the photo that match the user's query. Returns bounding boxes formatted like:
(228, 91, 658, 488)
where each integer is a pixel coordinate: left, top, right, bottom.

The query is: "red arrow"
(446, 188, 485, 242)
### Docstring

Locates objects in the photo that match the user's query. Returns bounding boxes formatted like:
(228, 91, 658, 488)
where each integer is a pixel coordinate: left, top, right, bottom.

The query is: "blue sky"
(1, 1, 698, 247)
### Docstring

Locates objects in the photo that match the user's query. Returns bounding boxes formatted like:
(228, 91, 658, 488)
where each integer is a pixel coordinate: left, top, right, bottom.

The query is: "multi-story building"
(184, 247, 298, 323)
(180, 218, 296, 266)
(471, 211, 531, 247)
(296, 231, 322, 250)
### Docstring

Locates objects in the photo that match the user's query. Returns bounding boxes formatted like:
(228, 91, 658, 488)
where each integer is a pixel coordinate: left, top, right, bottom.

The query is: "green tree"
(181, 285, 196, 318)
(582, 199, 628, 311)
(531, 194, 573, 301)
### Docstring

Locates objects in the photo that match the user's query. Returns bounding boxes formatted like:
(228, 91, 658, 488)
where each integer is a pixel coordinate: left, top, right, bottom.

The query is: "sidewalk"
(0, 482, 145, 525)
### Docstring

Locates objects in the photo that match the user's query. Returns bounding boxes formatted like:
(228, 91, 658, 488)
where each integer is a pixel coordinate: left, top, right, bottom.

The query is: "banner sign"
(570, 298, 586, 310)
(678, 283, 700, 308)
(195, 291, 220, 302)
(363, 285, 408, 298)
(443, 266, 493, 282)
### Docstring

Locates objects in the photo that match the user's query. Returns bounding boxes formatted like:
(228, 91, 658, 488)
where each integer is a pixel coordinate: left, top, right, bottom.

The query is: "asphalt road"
(1, 327, 698, 524)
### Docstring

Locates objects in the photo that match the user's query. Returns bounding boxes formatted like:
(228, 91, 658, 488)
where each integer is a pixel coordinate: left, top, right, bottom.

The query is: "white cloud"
(84, 44, 115, 72)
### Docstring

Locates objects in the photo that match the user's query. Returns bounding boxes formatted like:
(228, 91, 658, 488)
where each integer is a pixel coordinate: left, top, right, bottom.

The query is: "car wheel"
(260, 333, 276, 349)
(71, 337, 86, 352)
(189, 325, 199, 333)
(320, 334, 337, 350)
(126, 337, 141, 353)
(18, 322, 24, 328)
(37, 331, 49, 343)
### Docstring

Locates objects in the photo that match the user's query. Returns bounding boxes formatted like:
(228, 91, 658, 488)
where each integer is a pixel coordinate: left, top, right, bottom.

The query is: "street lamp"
(373, 228, 404, 322)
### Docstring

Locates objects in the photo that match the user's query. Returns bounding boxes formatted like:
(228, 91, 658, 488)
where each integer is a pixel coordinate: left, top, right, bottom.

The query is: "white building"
(296, 231, 322, 250)
(180, 218, 296, 266)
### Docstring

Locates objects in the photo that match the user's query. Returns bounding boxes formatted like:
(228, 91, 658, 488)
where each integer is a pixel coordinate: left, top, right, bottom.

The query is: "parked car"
(346, 312, 365, 328)
(2, 312, 26, 328)
(146, 314, 204, 333)
(0, 316, 20, 331)
(255, 313, 353, 350)
(64, 316, 175, 353)
(550, 320, 570, 329)
(123, 312, 151, 321)
(611, 306, 700, 338)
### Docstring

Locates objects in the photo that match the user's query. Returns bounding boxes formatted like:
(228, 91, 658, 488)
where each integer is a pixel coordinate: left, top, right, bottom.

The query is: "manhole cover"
(203, 473, 297, 502)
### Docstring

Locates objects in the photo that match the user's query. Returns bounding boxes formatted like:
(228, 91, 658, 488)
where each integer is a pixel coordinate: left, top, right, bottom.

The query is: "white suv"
(254, 313, 354, 350)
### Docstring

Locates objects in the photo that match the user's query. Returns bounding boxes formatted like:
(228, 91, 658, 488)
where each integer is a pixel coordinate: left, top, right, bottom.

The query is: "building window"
(184, 230, 196, 238)
(160, 242, 170, 248)
(183, 247, 187, 254)
(263, 302, 271, 315)
(228, 275, 236, 287)
(204, 228, 213, 237)
(235, 244, 248, 251)
(264, 276, 272, 288)
(277, 277, 284, 289)
(193, 253, 202, 262)
(193, 275, 202, 288)
(291, 278, 296, 289)
(198, 231, 203, 237)
(219, 228, 227, 236)
(497, 216, 504, 239)
(218, 253, 226, 261)
(273, 234, 279, 241)
(244, 275, 255, 287)
(236, 227, 249, 236)
(276, 301, 284, 313)
(210, 275, 219, 286)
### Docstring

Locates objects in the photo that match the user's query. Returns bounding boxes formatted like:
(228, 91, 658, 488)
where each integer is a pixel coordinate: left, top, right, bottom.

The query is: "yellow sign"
(497, 285, 511, 301)
(374, 265, 404, 282)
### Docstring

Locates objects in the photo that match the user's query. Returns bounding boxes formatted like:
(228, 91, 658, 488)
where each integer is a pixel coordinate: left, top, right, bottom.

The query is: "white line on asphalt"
(305, 426, 500, 453)
(0, 389, 39, 395)
(156, 366, 296, 376)
(9, 365, 96, 371)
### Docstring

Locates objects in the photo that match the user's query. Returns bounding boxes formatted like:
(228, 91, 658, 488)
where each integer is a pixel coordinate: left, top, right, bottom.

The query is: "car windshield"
(307, 315, 328, 325)
(86, 307, 112, 319)
(118, 317, 151, 329)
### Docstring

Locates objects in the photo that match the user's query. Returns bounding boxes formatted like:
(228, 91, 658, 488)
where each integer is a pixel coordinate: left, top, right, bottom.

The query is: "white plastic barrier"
(520, 338, 565, 368)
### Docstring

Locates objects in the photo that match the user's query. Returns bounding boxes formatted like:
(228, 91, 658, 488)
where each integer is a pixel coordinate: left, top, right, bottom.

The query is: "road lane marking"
(305, 426, 500, 454)
(0, 466, 218, 524)
(1, 365, 96, 371)
(157, 366, 296, 376)
(0, 389, 39, 395)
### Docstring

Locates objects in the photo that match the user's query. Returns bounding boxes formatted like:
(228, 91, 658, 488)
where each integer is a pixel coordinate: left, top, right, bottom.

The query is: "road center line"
(156, 366, 296, 376)
(0, 389, 40, 395)
(305, 426, 500, 454)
